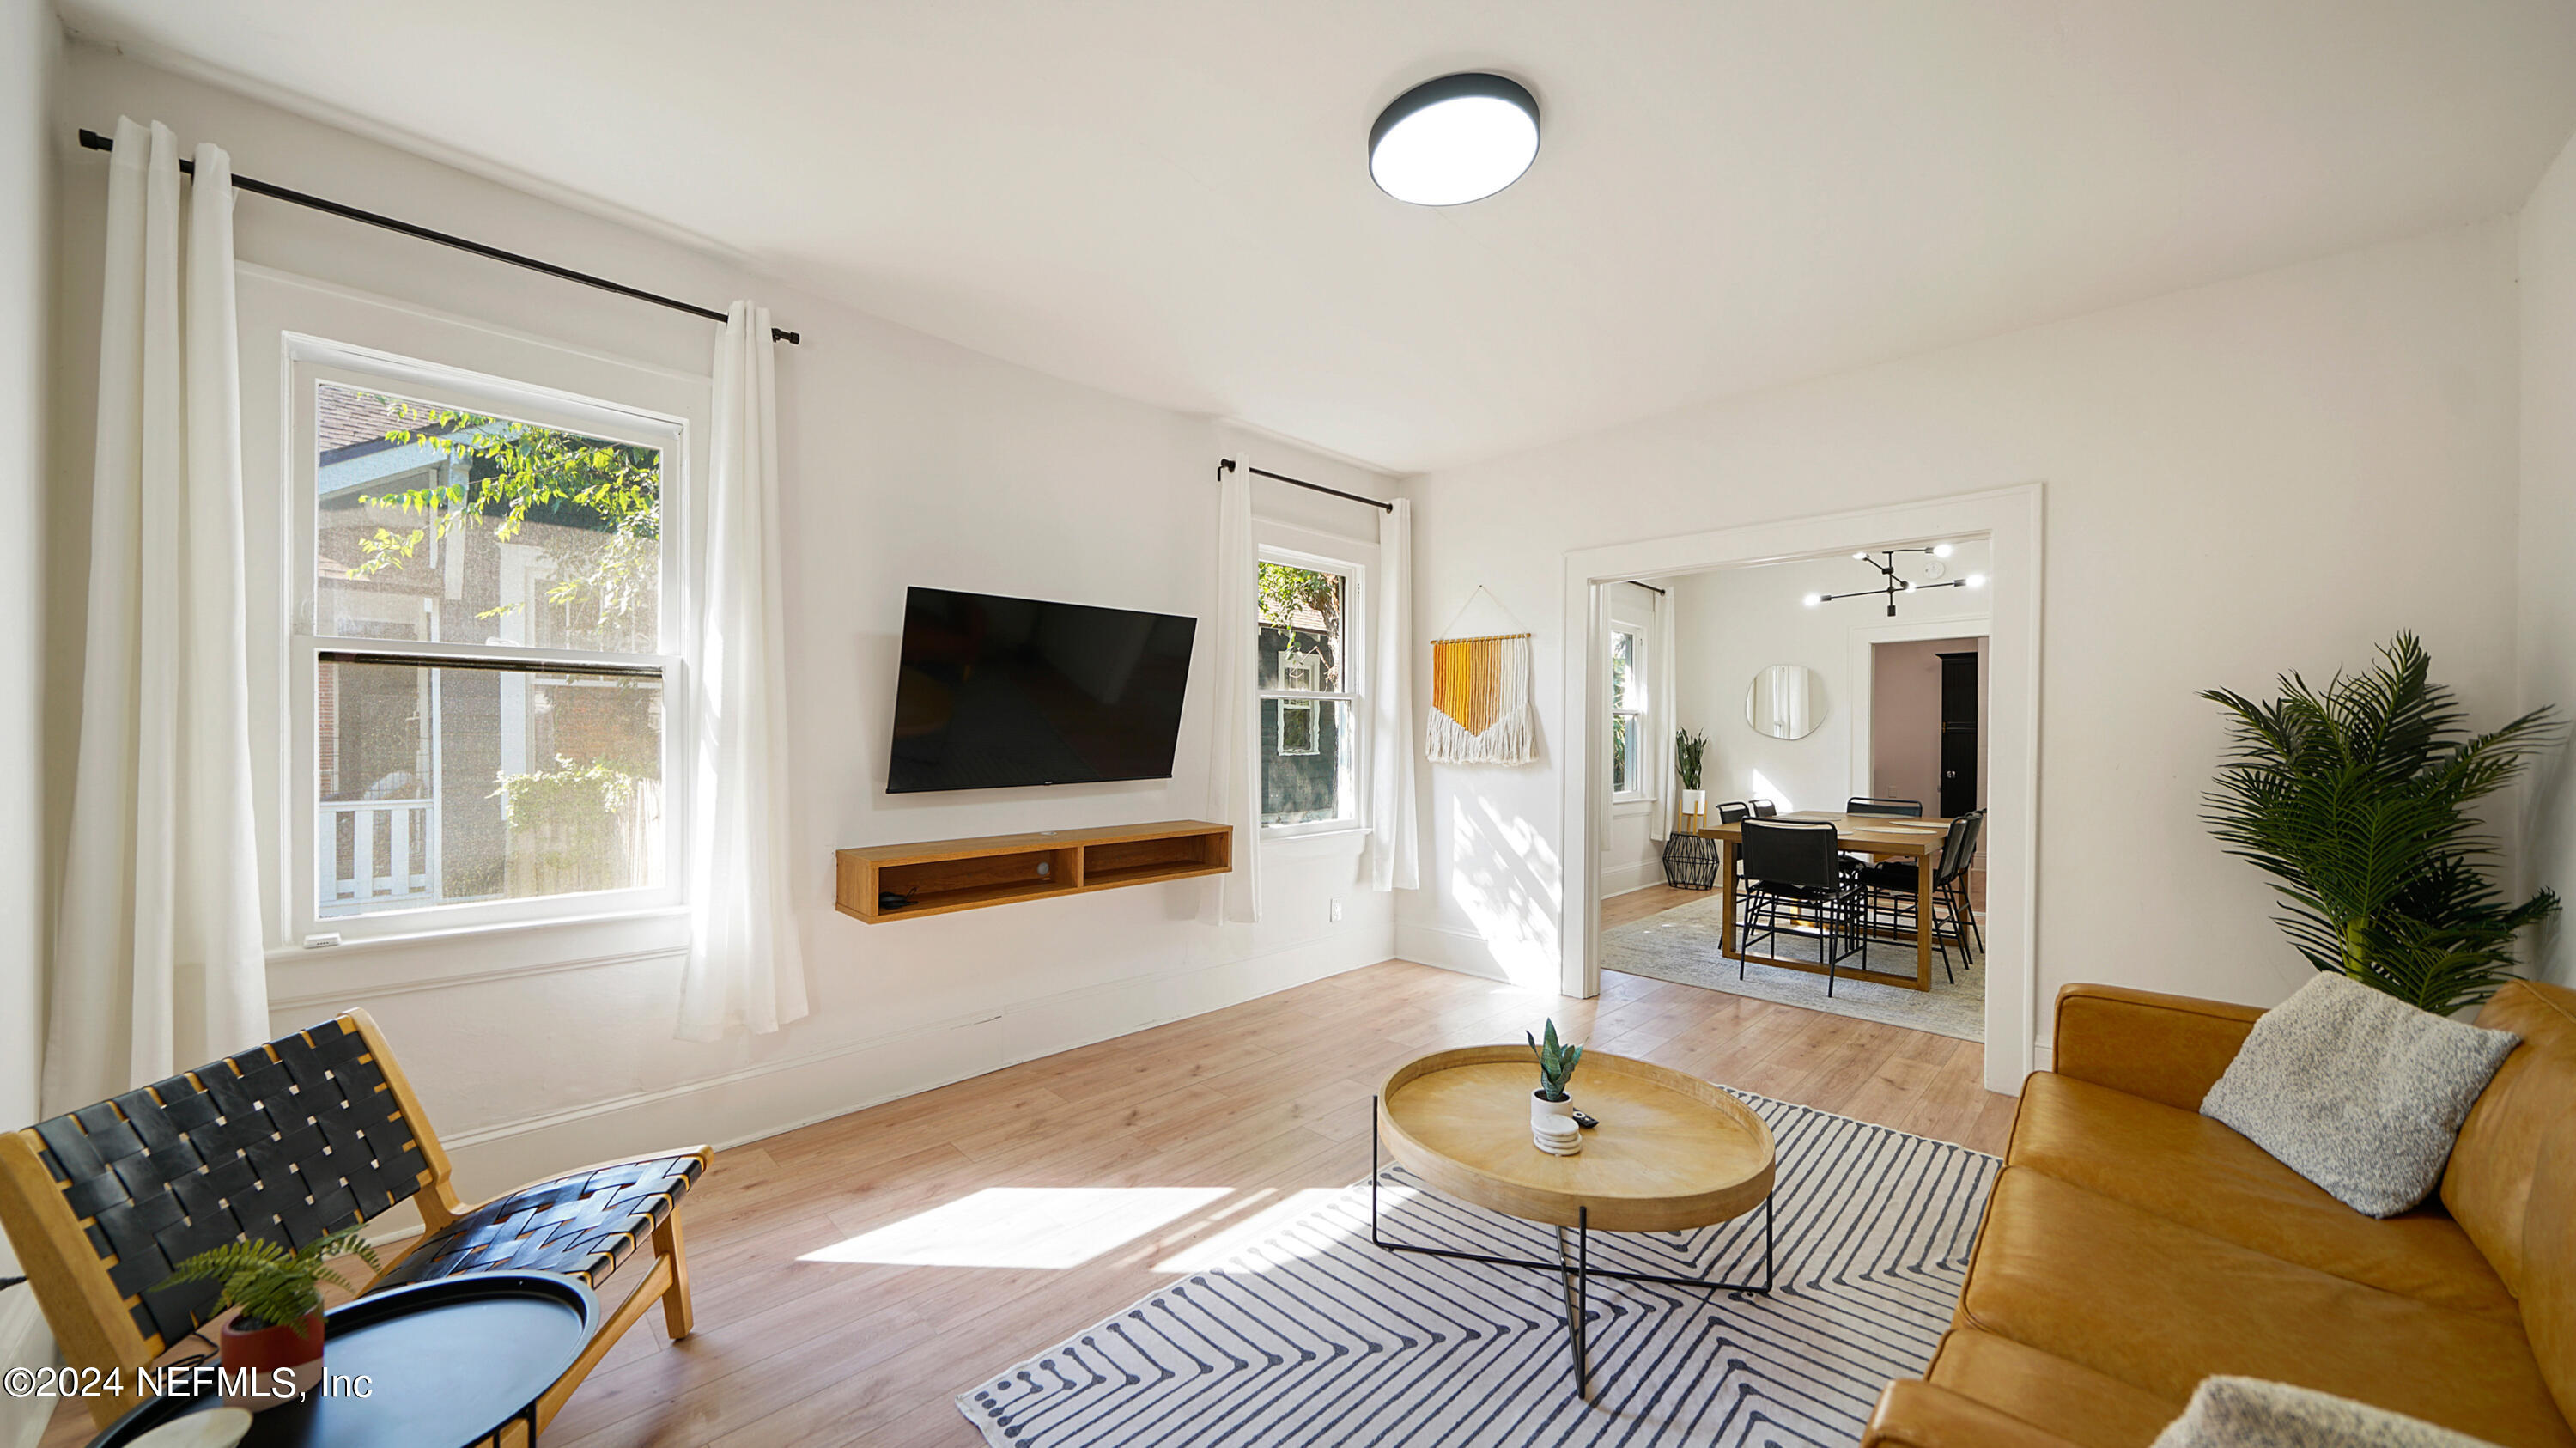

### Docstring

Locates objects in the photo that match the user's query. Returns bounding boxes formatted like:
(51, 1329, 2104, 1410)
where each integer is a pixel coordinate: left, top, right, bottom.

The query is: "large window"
(296, 355, 681, 928)
(1609, 624, 1646, 801)
(1258, 554, 1363, 831)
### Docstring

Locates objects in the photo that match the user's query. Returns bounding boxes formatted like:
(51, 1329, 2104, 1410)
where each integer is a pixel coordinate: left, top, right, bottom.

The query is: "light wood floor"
(1600, 880, 1721, 930)
(40, 953, 2013, 1448)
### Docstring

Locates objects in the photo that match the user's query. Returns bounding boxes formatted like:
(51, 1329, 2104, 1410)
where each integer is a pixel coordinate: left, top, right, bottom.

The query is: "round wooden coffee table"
(1370, 1045, 1777, 1396)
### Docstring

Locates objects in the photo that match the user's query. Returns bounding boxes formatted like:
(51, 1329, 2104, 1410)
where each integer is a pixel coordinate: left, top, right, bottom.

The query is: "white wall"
(1670, 545, 1993, 815)
(2518, 127, 2576, 993)
(45, 46, 1397, 1200)
(2, 1, 56, 1434)
(1398, 220, 2524, 1045)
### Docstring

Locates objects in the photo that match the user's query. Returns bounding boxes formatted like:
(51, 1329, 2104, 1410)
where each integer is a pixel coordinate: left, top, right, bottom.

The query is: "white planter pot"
(1531, 1091, 1582, 1156)
(1680, 788, 1707, 817)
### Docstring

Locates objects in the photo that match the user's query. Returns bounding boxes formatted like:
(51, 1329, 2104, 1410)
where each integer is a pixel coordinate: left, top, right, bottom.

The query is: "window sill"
(1609, 797, 1655, 818)
(1261, 825, 1372, 855)
(267, 902, 690, 967)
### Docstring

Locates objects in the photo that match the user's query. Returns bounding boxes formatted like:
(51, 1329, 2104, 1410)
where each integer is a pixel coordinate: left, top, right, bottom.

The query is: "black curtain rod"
(1217, 457, 1393, 513)
(76, 127, 801, 345)
(1625, 580, 1667, 595)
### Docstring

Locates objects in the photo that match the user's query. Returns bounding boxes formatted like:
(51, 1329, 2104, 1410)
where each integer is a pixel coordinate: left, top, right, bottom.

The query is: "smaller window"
(1258, 557, 1360, 830)
(1609, 625, 1646, 802)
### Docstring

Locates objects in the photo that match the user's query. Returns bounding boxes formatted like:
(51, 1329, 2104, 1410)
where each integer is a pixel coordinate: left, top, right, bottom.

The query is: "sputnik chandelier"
(1803, 545, 1987, 618)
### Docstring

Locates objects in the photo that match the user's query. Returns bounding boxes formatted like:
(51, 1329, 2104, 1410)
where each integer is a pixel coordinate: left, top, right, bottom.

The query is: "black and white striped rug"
(956, 1092, 1998, 1447)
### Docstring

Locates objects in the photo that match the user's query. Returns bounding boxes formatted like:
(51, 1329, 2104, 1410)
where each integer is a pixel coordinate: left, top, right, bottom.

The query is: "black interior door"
(1937, 650, 1979, 817)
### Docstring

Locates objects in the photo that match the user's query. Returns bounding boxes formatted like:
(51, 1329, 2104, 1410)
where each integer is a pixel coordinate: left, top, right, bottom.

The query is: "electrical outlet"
(1328, 897, 1345, 922)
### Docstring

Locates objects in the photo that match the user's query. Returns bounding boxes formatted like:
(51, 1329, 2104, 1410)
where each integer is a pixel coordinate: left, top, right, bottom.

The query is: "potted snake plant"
(1675, 727, 1709, 823)
(167, 1226, 380, 1409)
(1527, 1019, 1586, 1156)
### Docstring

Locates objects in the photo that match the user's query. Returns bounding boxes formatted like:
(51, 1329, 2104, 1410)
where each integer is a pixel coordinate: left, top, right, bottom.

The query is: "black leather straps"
(374, 1154, 703, 1291)
(27, 1019, 428, 1347)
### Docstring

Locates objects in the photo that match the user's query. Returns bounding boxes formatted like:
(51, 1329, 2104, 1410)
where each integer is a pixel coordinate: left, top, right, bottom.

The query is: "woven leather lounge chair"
(0, 1008, 707, 1433)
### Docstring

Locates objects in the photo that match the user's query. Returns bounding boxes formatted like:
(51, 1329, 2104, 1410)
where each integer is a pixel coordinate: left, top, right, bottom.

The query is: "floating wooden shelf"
(835, 819, 1233, 923)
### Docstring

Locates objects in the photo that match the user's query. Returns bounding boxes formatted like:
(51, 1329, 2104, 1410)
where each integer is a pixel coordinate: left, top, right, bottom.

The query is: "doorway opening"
(1558, 484, 2041, 1093)
(1867, 636, 1988, 911)
(1590, 545, 1996, 1044)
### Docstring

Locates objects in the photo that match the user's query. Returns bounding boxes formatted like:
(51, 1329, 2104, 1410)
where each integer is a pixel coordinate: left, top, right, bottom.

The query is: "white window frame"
(1256, 535, 1367, 839)
(279, 333, 690, 946)
(1608, 623, 1648, 804)
(1275, 698, 1321, 755)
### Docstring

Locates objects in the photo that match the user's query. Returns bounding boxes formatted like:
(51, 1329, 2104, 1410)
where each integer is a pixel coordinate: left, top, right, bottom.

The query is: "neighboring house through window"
(1257, 548, 1363, 832)
(295, 346, 683, 934)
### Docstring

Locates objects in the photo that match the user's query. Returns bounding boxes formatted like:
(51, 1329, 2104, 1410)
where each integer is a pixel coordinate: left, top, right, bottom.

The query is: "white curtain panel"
(46, 119, 267, 1112)
(1209, 468, 1263, 922)
(1364, 498, 1419, 891)
(675, 303, 811, 1040)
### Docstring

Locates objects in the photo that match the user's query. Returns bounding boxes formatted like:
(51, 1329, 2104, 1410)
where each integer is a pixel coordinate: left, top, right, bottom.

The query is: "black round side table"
(1662, 830, 1720, 890)
(88, 1272, 597, 1448)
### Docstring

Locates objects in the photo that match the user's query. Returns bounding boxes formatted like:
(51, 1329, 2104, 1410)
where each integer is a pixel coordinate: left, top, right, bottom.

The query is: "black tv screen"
(887, 587, 1199, 793)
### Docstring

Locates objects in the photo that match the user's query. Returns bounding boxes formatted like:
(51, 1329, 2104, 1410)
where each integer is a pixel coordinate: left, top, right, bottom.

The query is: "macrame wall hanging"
(1427, 587, 1534, 765)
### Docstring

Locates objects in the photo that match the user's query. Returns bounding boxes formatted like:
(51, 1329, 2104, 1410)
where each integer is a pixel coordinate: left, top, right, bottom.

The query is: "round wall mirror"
(1745, 665, 1824, 740)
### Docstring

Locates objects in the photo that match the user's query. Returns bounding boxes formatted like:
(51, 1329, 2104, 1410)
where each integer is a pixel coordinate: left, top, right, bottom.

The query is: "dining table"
(1698, 810, 1954, 991)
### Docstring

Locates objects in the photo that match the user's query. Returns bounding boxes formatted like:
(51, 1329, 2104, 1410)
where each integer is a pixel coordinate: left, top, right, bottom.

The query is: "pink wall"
(1869, 636, 1989, 812)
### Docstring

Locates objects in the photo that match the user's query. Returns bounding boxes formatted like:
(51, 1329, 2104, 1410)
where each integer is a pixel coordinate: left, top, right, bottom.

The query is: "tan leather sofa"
(1861, 980, 2576, 1447)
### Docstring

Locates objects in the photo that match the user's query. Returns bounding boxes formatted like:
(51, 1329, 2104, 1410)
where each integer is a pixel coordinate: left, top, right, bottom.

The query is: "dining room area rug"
(955, 1092, 1998, 1447)
(1602, 891, 1987, 1042)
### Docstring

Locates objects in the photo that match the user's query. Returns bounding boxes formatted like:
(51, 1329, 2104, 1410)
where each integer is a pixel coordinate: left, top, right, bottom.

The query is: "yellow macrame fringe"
(1427, 633, 1534, 765)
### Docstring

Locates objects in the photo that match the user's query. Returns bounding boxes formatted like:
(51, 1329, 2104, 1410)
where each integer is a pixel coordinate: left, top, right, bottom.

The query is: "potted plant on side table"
(168, 1225, 380, 1409)
(1674, 727, 1709, 827)
(1528, 1019, 1586, 1156)
(1662, 728, 1720, 890)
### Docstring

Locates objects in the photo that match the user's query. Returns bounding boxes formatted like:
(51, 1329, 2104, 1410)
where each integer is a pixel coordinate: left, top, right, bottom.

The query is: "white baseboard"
(0, 1288, 57, 1448)
(1598, 858, 1660, 897)
(1392, 921, 1516, 983)
(433, 928, 1391, 1196)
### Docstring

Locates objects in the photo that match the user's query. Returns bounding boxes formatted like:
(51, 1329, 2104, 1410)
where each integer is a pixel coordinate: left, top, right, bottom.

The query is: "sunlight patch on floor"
(1150, 1187, 1359, 1272)
(799, 1187, 1231, 1269)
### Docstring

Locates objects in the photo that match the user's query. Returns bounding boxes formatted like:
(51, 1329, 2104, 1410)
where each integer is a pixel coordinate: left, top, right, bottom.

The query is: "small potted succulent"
(1674, 727, 1710, 824)
(1527, 1019, 1586, 1156)
(167, 1226, 380, 1409)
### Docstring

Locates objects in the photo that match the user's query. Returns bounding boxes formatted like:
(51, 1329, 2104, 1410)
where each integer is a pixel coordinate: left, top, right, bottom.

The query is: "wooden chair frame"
(0, 1007, 704, 1432)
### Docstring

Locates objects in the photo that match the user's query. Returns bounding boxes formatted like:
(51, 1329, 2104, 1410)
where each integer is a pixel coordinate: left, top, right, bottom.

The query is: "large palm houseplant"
(2201, 631, 2560, 1015)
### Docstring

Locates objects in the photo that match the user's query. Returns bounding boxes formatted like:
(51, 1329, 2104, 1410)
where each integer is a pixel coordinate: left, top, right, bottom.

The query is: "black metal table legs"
(1366, 1103, 1775, 1397)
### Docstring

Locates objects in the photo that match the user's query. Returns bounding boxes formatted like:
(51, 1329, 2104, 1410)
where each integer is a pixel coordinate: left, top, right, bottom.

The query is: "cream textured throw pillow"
(2200, 973, 2518, 1217)
(2152, 1378, 2502, 1447)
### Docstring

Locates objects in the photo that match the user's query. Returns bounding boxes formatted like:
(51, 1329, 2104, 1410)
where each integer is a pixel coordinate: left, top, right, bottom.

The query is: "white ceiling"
(58, 0, 2576, 473)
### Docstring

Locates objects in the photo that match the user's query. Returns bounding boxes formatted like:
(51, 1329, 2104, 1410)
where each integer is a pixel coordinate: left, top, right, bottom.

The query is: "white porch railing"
(321, 800, 435, 908)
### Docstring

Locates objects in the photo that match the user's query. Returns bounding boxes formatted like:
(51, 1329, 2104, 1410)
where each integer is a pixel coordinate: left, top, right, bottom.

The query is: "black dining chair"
(1738, 818, 1865, 995)
(1947, 809, 1987, 955)
(1713, 801, 1753, 885)
(1854, 811, 1982, 982)
(1749, 800, 1779, 818)
(1845, 796, 1924, 817)
(1840, 796, 1924, 872)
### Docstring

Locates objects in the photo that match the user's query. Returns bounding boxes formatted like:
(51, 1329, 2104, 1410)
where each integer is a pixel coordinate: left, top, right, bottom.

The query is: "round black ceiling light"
(1368, 73, 1540, 206)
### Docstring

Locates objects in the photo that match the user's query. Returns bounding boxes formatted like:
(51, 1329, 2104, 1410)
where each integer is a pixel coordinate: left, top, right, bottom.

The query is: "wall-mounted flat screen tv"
(887, 587, 1198, 794)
